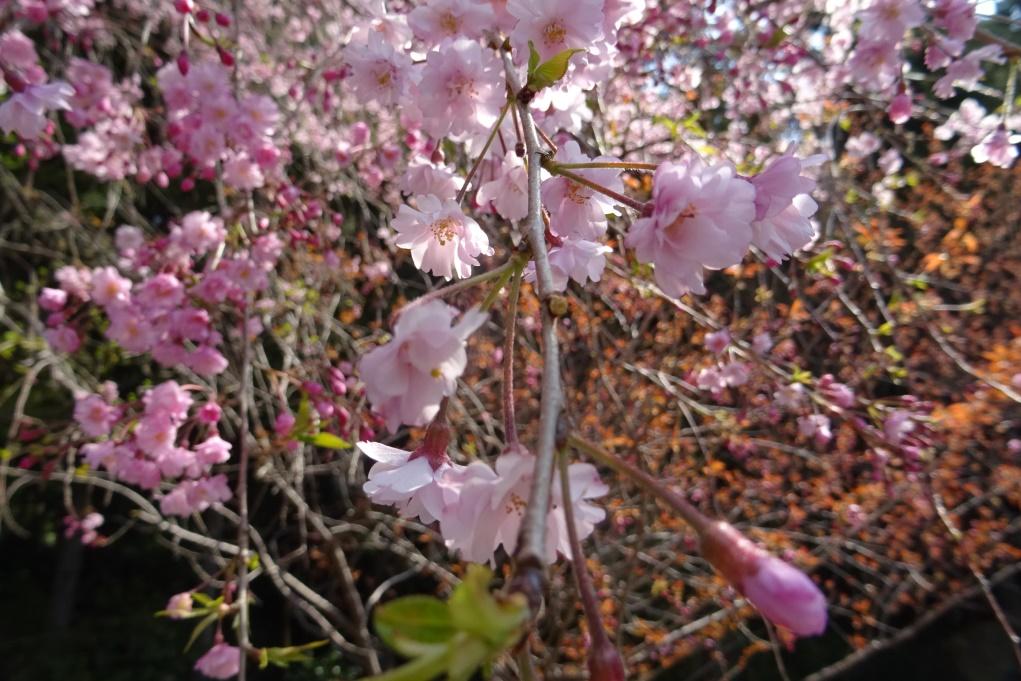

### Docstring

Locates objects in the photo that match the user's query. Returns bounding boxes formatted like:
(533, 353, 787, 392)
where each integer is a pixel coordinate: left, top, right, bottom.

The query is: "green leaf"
(444, 635, 490, 681)
(362, 645, 452, 681)
(525, 48, 586, 91)
(259, 641, 329, 669)
(296, 432, 352, 450)
(292, 394, 312, 436)
(527, 41, 541, 75)
(375, 596, 457, 658)
(184, 612, 220, 652)
(447, 565, 527, 649)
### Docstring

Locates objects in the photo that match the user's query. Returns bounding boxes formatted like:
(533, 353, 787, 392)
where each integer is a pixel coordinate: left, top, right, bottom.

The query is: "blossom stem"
(544, 163, 649, 213)
(456, 101, 511, 204)
(555, 161, 659, 171)
(502, 49, 563, 594)
(235, 292, 253, 680)
(502, 268, 523, 445)
(479, 258, 522, 311)
(567, 434, 709, 534)
(392, 257, 521, 324)
(557, 452, 625, 679)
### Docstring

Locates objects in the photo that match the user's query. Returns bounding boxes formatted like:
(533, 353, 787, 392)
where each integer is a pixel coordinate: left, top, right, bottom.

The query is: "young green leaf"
(526, 48, 586, 91)
(296, 432, 352, 450)
(527, 40, 541, 75)
(374, 595, 457, 658)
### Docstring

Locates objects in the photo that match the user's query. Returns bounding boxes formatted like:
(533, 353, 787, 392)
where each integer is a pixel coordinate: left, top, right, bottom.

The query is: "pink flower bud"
(700, 521, 827, 636)
(217, 46, 234, 67)
(888, 92, 912, 124)
(197, 402, 222, 425)
(173, 0, 192, 13)
(176, 52, 190, 76)
(274, 411, 295, 436)
(195, 8, 210, 21)
(214, 12, 230, 26)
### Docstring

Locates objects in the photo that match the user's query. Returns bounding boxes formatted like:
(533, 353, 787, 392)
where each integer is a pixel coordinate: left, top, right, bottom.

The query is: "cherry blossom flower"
(164, 592, 193, 619)
(90, 266, 132, 307)
(194, 435, 232, 467)
(74, 393, 119, 437)
(392, 194, 493, 280)
(358, 301, 486, 431)
(345, 32, 413, 106)
(625, 156, 755, 296)
(0, 81, 74, 139)
(525, 238, 611, 292)
(443, 446, 607, 564)
(476, 152, 528, 221)
(508, 0, 605, 61)
(971, 128, 1020, 168)
(858, 0, 924, 43)
(705, 329, 731, 354)
(401, 162, 463, 201)
(847, 40, 902, 91)
(39, 287, 68, 312)
(408, 0, 494, 43)
(417, 38, 504, 139)
(798, 414, 833, 447)
(934, 46, 1005, 99)
(541, 141, 623, 240)
(195, 643, 241, 679)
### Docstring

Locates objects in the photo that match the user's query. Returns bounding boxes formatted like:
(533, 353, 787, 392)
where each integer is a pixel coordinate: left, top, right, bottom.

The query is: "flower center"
(565, 180, 589, 205)
(439, 11, 460, 34)
(505, 492, 527, 514)
(665, 203, 698, 234)
(375, 67, 393, 87)
(543, 20, 567, 47)
(431, 217, 459, 245)
(448, 73, 475, 98)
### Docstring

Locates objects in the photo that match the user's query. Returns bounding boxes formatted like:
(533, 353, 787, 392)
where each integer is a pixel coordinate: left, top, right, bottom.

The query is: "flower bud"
(217, 46, 234, 67)
(176, 52, 190, 76)
(215, 12, 231, 26)
(699, 521, 827, 636)
(587, 640, 626, 681)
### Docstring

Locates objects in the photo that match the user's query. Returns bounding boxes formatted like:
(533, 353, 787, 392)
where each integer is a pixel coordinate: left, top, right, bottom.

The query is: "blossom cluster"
(358, 439, 608, 565)
(75, 380, 233, 517)
(41, 210, 280, 372)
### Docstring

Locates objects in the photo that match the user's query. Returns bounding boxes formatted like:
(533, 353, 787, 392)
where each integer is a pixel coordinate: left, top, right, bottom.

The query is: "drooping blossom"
(476, 151, 528, 221)
(416, 38, 504, 139)
(541, 142, 623, 240)
(934, 46, 1005, 99)
(525, 238, 612, 292)
(443, 445, 608, 564)
(0, 81, 74, 138)
(705, 329, 731, 354)
(970, 128, 1020, 168)
(625, 156, 755, 296)
(164, 592, 194, 619)
(798, 414, 833, 447)
(392, 194, 493, 280)
(194, 643, 241, 679)
(345, 32, 413, 106)
(74, 393, 119, 437)
(358, 302, 486, 431)
(846, 40, 902, 91)
(700, 520, 827, 636)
